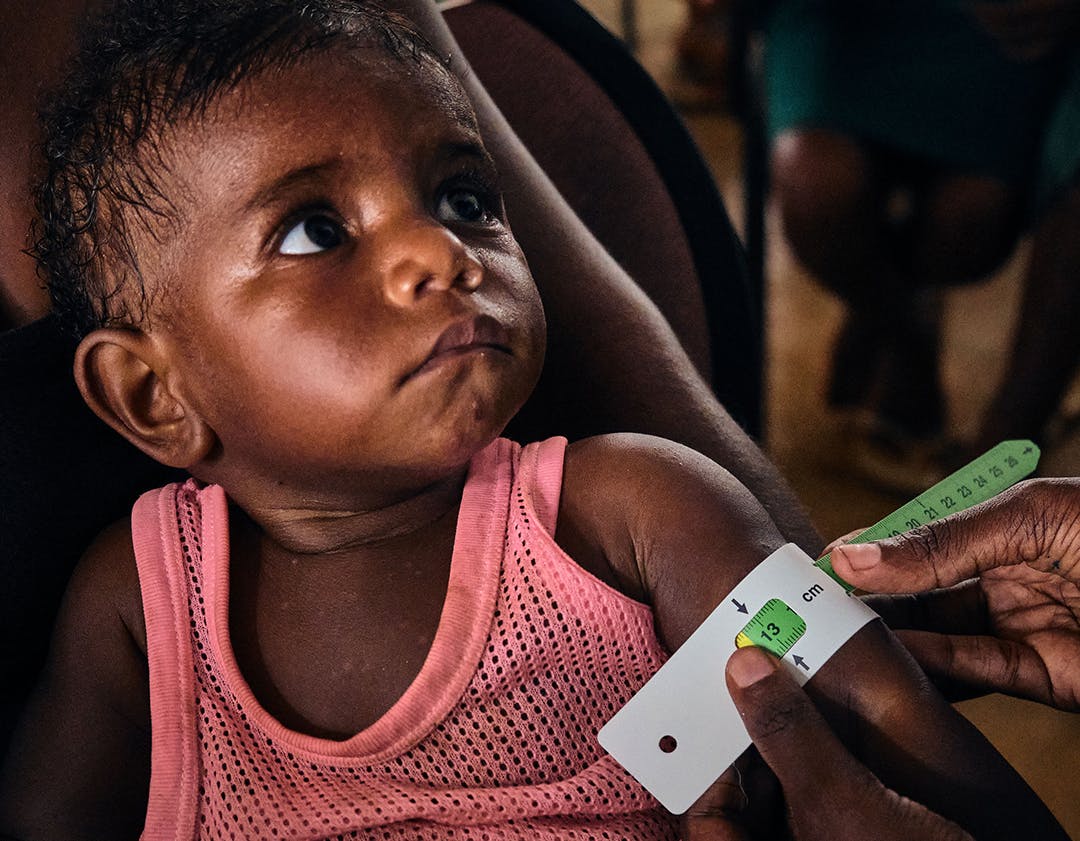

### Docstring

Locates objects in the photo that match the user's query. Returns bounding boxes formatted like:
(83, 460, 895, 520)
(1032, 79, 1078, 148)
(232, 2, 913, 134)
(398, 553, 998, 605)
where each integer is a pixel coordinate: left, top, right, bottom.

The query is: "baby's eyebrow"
(241, 159, 344, 214)
(442, 140, 495, 167)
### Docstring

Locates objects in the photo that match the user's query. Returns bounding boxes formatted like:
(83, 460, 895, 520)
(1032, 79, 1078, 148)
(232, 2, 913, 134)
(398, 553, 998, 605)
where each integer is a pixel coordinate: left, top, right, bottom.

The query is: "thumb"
(725, 647, 876, 813)
(830, 480, 1080, 593)
(725, 647, 975, 841)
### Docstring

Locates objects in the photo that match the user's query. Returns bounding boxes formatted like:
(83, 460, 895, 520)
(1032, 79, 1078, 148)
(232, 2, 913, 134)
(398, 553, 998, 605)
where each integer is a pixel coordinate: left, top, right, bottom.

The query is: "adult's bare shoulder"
(0, 518, 150, 841)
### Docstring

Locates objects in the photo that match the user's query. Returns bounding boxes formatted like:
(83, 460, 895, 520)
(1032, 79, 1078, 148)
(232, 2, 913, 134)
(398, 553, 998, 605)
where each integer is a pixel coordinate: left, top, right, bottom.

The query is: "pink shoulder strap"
(131, 484, 200, 841)
(516, 436, 568, 534)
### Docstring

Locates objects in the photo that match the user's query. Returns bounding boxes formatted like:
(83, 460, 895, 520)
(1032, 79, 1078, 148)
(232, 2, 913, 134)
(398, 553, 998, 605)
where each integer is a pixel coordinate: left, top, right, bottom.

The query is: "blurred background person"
(969, 1, 1080, 457)
(762, 0, 1063, 489)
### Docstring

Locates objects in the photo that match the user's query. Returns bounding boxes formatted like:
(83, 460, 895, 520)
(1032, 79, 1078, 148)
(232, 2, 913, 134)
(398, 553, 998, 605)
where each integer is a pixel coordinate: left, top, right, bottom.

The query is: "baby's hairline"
(38, 0, 467, 340)
(88, 45, 484, 342)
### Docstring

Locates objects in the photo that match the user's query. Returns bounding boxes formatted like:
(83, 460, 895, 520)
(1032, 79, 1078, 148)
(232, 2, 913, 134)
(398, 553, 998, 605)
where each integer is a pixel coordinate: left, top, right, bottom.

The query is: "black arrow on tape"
(793, 655, 809, 670)
(732, 599, 748, 614)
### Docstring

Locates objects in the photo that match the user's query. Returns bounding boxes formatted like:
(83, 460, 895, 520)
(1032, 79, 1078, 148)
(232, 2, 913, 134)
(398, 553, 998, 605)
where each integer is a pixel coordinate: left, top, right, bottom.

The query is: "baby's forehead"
(135, 43, 484, 264)
(215, 44, 473, 134)
(150, 44, 481, 206)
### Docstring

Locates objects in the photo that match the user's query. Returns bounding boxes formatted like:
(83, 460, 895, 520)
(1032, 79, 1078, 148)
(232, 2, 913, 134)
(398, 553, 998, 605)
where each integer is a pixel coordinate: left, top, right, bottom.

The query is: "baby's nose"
(380, 222, 483, 306)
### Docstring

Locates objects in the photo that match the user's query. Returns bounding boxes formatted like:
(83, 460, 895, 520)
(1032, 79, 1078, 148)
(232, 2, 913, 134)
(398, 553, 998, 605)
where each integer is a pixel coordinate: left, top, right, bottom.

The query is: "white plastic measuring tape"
(597, 543, 875, 814)
(597, 439, 1041, 815)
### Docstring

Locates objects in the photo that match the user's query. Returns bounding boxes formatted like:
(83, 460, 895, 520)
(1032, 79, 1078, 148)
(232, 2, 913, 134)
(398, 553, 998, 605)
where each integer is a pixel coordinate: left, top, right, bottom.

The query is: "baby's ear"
(74, 328, 215, 468)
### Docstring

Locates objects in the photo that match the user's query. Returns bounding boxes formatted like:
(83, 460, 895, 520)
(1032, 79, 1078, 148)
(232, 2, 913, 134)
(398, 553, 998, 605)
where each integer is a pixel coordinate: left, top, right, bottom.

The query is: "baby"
(0, 0, 1068, 839)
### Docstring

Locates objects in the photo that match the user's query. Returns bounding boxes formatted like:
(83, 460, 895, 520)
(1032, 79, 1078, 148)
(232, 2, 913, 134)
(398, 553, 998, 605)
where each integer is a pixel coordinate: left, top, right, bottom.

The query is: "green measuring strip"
(735, 598, 806, 658)
(734, 440, 1040, 652)
(815, 439, 1040, 591)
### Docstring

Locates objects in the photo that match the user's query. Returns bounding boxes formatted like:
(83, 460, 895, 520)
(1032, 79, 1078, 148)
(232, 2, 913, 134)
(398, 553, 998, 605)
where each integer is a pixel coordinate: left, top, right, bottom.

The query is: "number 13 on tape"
(597, 440, 1039, 815)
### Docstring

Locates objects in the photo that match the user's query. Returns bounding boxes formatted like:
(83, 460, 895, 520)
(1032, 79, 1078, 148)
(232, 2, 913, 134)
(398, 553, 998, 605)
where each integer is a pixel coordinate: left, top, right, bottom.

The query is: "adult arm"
(0, 0, 96, 327)
(0, 522, 150, 840)
(832, 478, 1080, 709)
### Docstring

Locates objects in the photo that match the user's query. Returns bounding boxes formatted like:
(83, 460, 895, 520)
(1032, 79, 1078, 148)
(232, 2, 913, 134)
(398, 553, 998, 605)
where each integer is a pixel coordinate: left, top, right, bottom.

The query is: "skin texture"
(108, 56, 546, 532)
(833, 478, 1080, 711)
(0, 0, 820, 553)
(0, 47, 1070, 841)
(724, 647, 974, 841)
(89, 50, 548, 731)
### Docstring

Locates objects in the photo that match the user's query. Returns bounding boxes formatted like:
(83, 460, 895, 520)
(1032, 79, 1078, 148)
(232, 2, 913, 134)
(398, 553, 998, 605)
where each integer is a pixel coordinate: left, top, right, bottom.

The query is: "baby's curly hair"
(34, 0, 447, 339)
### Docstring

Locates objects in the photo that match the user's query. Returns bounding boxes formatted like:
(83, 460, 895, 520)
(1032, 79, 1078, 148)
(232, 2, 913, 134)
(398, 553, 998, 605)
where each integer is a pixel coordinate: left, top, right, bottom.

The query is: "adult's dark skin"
(833, 478, 1080, 710)
(723, 478, 1080, 840)
(725, 646, 976, 841)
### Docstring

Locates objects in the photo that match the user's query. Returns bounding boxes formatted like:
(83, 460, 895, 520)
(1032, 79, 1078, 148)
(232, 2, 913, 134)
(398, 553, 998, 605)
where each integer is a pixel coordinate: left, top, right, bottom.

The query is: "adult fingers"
(831, 479, 1080, 593)
(894, 630, 1053, 704)
(862, 580, 987, 635)
(726, 647, 975, 841)
(683, 756, 781, 841)
(725, 647, 877, 814)
(820, 527, 865, 556)
(681, 805, 755, 841)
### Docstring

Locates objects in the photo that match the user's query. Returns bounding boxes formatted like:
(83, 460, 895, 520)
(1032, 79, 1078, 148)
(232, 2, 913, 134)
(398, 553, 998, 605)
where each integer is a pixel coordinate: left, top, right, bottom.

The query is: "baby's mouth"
(404, 314, 513, 381)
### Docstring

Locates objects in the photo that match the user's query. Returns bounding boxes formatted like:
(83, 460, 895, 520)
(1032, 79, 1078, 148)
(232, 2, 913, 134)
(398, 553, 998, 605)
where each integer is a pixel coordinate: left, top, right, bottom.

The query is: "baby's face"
(145, 47, 546, 496)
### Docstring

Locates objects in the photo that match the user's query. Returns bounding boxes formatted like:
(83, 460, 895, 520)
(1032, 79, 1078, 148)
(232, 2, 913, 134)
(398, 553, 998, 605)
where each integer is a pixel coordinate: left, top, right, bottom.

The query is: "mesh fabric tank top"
(132, 436, 677, 839)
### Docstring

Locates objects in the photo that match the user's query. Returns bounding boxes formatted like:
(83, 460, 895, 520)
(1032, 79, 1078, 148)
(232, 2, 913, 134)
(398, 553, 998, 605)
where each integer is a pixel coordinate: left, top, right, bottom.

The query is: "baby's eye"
(437, 188, 491, 225)
(279, 214, 345, 255)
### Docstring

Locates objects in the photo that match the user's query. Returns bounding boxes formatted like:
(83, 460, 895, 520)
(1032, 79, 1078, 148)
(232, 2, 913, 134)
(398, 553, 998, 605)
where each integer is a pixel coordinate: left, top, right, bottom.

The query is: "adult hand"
(723, 646, 973, 841)
(832, 478, 1080, 710)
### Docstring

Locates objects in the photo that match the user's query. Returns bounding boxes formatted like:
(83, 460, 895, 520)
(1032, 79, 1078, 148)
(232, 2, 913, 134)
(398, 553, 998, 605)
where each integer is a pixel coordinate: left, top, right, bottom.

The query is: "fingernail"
(728, 647, 776, 687)
(835, 543, 881, 571)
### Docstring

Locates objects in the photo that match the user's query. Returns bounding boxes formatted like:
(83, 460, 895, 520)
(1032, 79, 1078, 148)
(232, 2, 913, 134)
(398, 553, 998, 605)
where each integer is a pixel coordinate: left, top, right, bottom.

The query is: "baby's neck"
(226, 469, 469, 557)
(225, 473, 464, 737)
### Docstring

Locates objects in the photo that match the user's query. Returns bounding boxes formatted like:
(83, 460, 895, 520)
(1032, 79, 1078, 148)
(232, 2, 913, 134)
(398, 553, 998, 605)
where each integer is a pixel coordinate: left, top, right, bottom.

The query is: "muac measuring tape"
(736, 438, 1040, 659)
(598, 440, 1040, 813)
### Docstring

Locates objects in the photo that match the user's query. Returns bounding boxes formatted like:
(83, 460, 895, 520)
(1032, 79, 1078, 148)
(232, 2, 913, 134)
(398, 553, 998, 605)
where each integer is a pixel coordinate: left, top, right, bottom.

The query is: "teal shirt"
(764, 0, 1063, 184)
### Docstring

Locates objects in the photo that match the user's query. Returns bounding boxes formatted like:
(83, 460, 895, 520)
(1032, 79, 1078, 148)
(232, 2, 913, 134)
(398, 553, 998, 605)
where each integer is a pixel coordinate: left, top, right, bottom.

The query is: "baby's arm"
(558, 434, 1068, 840)
(0, 521, 150, 840)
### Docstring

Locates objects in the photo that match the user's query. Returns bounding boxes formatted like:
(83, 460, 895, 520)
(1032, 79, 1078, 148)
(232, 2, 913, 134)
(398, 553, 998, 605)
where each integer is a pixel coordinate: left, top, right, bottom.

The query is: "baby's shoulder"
(564, 432, 735, 478)
(558, 434, 784, 611)
(1, 519, 152, 838)
(561, 432, 757, 521)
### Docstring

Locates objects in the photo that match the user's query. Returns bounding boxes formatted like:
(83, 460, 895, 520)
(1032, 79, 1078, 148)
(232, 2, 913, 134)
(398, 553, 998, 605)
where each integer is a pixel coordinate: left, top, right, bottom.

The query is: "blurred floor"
(577, 0, 1080, 835)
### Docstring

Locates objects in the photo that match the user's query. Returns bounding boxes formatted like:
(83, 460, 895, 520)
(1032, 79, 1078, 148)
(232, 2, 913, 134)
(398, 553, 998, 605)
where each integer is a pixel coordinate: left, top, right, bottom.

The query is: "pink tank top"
(132, 436, 676, 839)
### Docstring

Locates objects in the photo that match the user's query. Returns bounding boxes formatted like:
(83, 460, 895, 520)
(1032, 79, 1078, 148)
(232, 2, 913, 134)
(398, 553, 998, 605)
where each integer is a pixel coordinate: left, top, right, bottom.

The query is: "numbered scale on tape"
(735, 599, 807, 660)
(814, 439, 1040, 590)
(597, 440, 1040, 815)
